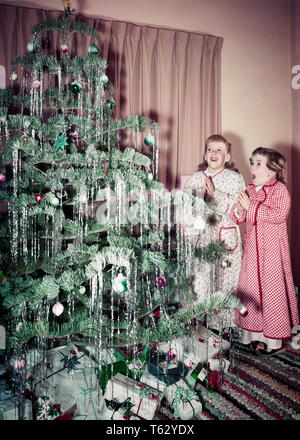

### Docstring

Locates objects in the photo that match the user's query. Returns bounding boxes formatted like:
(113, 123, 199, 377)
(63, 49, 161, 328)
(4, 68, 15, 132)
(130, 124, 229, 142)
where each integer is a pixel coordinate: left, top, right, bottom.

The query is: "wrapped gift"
(104, 373, 163, 420)
(189, 362, 222, 393)
(157, 325, 229, 370)
(164, 379, 202, 420)
(98, 347, 150, 391)
(0, 397, 18, 420)
(0, 397, 32, 420)
(34, 345, 100, 418)
(207, 357, 230, 373)
(147, 352, 188, 386)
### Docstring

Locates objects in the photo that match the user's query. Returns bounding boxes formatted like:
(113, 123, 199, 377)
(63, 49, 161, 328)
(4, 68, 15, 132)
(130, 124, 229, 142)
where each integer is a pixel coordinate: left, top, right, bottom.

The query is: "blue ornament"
(105, 98, 116, 109)
(88, 43, 99, 55)
(144, 133, 155, 147)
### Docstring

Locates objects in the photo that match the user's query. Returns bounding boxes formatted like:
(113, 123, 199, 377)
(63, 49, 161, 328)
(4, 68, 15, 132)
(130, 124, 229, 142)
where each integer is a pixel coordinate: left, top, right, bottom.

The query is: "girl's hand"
(204, 176, 215, 197)
(236, 201, 246, 217)
(237, 191, 250, 211)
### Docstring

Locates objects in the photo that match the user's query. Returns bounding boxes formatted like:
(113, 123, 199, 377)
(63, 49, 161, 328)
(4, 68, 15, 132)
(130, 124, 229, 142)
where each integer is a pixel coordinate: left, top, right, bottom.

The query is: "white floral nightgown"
(184, 167, 245, 330)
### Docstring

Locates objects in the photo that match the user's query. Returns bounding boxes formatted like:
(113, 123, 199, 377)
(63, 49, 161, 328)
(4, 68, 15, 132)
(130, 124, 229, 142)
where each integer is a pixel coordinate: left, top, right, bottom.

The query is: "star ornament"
(54, 134, 68, 151)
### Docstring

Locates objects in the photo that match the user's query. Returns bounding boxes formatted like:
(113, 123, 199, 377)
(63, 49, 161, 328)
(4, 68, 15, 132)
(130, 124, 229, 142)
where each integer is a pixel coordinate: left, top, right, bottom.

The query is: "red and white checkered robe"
(231, 178, 299, 340)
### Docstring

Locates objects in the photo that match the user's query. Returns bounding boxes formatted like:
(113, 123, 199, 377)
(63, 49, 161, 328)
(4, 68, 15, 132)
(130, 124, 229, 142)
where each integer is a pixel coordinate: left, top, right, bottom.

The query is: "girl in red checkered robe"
(231, 147, 299, 353)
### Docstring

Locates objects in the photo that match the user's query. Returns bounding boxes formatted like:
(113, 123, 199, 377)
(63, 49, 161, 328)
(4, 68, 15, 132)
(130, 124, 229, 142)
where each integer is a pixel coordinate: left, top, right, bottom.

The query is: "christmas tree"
(0, 4, 240, 420)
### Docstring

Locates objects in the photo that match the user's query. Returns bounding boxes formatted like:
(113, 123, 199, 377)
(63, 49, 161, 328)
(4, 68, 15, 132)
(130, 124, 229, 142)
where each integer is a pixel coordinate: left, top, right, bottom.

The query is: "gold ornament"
(21, 134, 30, 144)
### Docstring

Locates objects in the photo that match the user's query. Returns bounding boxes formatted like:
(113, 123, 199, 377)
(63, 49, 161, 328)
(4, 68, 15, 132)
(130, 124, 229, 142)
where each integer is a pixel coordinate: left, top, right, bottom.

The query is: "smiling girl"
(231, 147, 299, 354)
(184, 134, 245, 331)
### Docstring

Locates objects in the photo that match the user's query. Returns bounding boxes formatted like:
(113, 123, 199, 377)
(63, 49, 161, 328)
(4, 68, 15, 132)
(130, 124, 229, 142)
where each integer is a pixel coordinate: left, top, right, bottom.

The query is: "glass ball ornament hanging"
(14, 357, 27, 371)
(49, 194, 59, 207)
(100, 74, 108, 85)
(60, 43, 69, 54)
(156, 275, 166, 287)
(32, 79, 41, 90)
(35, 193, 43, 202)
(21, 134, 31, 144)
(144, 133, 155, 147)
(72, 130, 80, 141)
(79, 286, 86, 294)
(105, 98, 116, 110)
(52, 301, 64, 316)
(10, 72, 18, 81)
(88, 43, 99, 55)
(193, 216, 206, 231)
(112, 273, 128, 294)
(27, 41, 37, 53)
(70, 80, 82, 94)
(0, 174, 6, 184)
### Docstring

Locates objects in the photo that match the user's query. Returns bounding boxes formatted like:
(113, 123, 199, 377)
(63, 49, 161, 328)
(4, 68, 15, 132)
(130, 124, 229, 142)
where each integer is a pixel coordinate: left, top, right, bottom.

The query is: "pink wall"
(291, 0, 300, 286)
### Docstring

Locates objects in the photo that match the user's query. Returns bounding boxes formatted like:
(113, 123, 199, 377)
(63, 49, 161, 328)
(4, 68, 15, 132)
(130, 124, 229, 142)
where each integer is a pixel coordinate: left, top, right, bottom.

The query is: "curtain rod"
(0, 1, 222, 40)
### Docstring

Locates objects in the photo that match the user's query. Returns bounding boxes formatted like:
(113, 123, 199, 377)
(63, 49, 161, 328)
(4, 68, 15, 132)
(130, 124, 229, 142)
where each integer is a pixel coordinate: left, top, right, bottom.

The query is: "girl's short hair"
(198, 134, 239, 173)
(252, 147, 287, 185)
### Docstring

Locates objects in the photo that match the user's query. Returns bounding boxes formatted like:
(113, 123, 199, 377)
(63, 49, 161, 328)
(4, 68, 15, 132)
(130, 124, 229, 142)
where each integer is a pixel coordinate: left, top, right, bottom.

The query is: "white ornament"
(240, 306, 248, 317)
(112, 273, 127, 294)
(10, 72, 18, 81)
(52, 301, 64, 316)
(193, 216, 206, 231)
(50, 195, 59, 207)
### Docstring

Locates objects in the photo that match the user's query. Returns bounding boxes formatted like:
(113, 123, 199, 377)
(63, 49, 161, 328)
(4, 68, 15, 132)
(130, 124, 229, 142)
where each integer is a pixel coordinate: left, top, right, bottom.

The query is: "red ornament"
(14, 357, 26, 370)
(36, 194, 43, 202)
(0, 174, 6, 183)
(154, 309, 161, 319)
(60, 44, 69, 54)
(156, 275, 166, 287)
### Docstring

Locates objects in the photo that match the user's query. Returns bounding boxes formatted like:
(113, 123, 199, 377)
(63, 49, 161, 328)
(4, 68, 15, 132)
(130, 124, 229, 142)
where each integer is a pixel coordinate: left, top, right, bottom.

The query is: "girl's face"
(250, 154, 275, 186)
(205, 141, 230, 173)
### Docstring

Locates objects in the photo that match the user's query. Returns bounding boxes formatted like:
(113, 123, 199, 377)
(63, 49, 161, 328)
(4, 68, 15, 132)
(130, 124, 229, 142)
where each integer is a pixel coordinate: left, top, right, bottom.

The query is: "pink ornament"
(52, 301, 64, 316)
(32, 80, 41, 90)
(14, 357, 26, 370)
(167, 348, 176, 360)
(0, 174, 6, 183)
(72, 130, 80, 140)
(60, 44, 69, 54)
(156, 275, 166, 287)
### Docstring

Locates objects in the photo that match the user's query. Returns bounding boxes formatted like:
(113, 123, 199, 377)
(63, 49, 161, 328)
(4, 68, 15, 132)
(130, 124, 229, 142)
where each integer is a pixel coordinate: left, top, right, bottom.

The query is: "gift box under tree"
(164, 379, 202, 420)
(104, 373, 163, 420)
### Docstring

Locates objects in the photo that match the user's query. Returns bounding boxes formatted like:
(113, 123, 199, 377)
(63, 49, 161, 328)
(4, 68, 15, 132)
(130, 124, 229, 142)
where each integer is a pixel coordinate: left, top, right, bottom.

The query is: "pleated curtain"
(0, 3, 223, 189)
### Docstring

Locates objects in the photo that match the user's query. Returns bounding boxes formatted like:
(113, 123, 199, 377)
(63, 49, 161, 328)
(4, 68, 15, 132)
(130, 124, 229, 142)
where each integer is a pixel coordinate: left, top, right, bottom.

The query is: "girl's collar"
(248, 177, 278, 190)
(202, 167, 225, 178)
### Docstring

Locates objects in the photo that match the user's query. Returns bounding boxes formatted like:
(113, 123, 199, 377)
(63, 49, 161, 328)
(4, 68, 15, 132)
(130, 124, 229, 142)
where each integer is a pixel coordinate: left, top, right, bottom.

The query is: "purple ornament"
(156, 275, 166, 287)
(72, 130, 80, 140)
(0, 174, 6, 183)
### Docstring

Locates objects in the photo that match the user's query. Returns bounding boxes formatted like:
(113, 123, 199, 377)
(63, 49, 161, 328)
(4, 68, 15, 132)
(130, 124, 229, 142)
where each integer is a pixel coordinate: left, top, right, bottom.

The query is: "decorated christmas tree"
(0, 4, 240, 420)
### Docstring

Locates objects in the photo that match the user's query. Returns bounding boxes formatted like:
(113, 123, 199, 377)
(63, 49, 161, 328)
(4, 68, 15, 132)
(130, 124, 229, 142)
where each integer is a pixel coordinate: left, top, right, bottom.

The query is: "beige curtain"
(0, 4, 223, 189)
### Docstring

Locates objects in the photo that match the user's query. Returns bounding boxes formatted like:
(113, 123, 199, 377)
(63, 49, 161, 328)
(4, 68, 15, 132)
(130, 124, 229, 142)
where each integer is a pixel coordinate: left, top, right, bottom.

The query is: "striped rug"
(156, 342, 300, 421)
